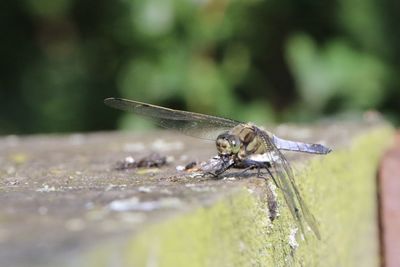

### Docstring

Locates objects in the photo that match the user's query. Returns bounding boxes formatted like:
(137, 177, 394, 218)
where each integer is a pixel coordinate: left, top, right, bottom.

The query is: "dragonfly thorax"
(216, 132, 241, 156)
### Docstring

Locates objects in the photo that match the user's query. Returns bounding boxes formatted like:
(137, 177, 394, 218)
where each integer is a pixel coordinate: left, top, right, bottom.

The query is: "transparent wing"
(255, 128, 321, 239)
(104, 98, 240, 140)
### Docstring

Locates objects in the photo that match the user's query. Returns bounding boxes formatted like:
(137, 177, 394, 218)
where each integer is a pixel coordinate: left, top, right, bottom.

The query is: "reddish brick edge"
(378, 132, 400, 267)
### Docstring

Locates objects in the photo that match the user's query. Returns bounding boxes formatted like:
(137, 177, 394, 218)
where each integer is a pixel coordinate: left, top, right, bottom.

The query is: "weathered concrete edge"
(293, 124, 394, 267)
(69, 125, 394, 267)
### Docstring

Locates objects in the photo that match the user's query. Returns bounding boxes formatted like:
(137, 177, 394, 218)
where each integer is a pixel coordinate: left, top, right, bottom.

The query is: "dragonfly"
(104, 97, 332, 239)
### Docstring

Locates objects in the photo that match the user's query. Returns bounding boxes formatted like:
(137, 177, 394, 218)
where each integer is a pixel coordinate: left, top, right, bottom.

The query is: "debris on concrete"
(115, 153, 167, 170)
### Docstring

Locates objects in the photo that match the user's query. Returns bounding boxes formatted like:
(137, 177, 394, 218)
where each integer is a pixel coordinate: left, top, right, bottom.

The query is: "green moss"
(82, 125, 394, 267)
(122, 191, 273, 267)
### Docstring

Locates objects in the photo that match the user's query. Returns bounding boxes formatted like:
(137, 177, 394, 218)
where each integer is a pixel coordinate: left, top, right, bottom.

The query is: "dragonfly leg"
(235, 164, 257, 177)
(204, 170, 221, 178)
(237, 159, 280, 188)
(237, 159, 268, 175)
(264, 165, 280, 189)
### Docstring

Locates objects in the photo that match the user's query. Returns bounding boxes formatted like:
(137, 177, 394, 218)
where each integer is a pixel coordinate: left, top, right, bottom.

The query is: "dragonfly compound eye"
(216, 133, 241, 155)
(228, 135, 241, 153)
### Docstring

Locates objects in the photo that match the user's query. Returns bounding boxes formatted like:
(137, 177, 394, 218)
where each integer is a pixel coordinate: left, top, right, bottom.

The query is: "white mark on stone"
(288, 227, 299, 250)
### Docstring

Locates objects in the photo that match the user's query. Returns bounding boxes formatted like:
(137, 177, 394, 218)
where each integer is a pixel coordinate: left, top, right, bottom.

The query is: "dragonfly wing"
(104, 98, 240, 140)
(256, 128, 321, 239)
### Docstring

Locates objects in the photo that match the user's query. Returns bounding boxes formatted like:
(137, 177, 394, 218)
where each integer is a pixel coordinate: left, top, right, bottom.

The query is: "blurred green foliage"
(0, 0, 399, 134)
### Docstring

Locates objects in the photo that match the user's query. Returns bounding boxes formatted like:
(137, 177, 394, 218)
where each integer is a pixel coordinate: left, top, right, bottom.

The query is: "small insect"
(104, 97, 331, 239)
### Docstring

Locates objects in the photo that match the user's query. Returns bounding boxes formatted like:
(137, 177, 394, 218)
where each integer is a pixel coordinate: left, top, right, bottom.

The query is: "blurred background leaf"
(0, 0, 399, 134)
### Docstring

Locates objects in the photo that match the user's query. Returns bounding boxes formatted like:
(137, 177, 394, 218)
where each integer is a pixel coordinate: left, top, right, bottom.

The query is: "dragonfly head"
(216, 132, 241, 156)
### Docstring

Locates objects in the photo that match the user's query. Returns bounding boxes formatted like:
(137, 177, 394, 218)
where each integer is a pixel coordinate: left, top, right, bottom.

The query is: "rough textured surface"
(0, 119, 393, 267)
(379, 132, 400, 267)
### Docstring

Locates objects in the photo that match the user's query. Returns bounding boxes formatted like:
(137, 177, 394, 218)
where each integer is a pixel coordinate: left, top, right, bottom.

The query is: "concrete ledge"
(0, 121, 394, 267)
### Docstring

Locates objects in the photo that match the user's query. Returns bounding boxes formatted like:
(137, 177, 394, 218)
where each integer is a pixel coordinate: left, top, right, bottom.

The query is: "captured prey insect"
(104, 97, 332, 239)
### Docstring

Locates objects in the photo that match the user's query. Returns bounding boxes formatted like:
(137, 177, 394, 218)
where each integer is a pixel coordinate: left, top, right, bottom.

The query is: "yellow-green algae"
(82, 125, 394, 267)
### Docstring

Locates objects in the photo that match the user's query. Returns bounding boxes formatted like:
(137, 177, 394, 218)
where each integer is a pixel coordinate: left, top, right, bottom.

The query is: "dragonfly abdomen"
(272, 135, 332, 154)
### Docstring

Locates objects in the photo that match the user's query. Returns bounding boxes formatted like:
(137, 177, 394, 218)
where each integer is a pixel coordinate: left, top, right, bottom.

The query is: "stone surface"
(0, 119, 393, 267)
